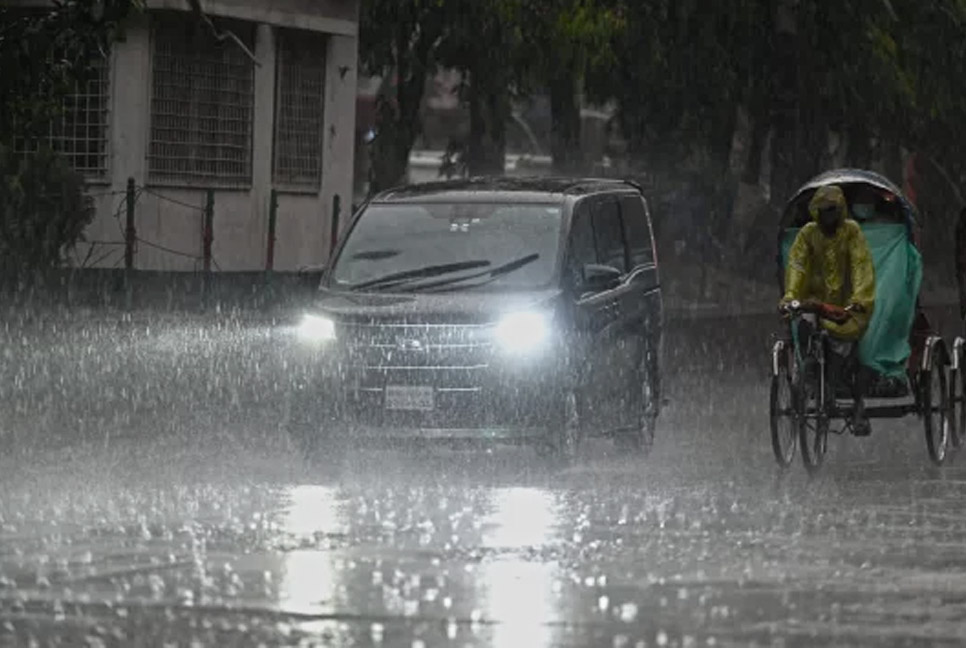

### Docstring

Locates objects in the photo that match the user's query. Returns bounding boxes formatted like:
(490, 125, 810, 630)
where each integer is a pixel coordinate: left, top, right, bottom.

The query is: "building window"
(149, 14, 255, 187)
(17, 57, 110, 180)
(273, 29, 326, 190)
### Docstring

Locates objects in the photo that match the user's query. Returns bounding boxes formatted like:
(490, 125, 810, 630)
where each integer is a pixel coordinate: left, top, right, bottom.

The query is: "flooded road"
(2, 309, 966, 647)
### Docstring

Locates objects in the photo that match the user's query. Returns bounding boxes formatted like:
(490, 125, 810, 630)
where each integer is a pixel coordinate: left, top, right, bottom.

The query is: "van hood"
(308, 287, 563, 324)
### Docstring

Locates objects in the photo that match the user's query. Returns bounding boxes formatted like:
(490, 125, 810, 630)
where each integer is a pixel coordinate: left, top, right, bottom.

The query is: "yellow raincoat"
(782, 185, 876, 341)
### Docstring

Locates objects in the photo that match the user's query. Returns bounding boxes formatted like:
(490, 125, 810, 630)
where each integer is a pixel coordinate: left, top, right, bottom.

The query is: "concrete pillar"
(319, 34, 359, 264)
(252, 24, 277, 270)
(109, 14, 152, 191)
(77, 14, 153, 266)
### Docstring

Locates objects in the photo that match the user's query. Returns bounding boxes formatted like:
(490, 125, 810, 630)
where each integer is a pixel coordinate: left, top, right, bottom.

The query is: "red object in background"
(903, 152, 920, 209)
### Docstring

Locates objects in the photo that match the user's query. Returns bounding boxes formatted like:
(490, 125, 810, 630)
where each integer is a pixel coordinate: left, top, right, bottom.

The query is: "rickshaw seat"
(780, 222, 922, 380)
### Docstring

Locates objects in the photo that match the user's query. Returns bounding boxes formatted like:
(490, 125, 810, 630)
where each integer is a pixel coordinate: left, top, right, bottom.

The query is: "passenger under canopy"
(778, 170, 923, 382)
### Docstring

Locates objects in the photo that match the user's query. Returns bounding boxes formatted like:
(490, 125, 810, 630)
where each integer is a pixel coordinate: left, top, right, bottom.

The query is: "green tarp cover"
(780, 223, 922, 378)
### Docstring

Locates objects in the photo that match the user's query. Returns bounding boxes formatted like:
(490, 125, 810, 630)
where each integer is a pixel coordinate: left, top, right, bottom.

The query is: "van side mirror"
(581, 263, 623, 292)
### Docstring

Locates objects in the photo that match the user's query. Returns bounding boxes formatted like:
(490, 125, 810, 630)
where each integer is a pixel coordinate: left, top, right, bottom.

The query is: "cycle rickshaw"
(954, 325, 966, 452)
(769, 169, 954, 473)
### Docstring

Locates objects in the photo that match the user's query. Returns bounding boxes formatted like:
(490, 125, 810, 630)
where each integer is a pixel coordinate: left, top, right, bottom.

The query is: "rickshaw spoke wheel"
(769, 354, 797, 468)
(798, 373, 829, 474)
(951, 359, 966, 449)
(799, 415, 829, 475)
(922, 357, 950, 466)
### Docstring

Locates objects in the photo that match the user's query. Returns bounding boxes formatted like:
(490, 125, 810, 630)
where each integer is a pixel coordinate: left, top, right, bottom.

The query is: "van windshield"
(330, 202, 563, 292)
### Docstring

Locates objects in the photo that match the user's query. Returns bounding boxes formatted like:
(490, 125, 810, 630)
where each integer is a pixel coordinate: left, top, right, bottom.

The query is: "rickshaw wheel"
(798, 371, 829, 474)
(921, 356, 950, 466)
(769, 348, 797, 468)
(950, 357, 966, 449)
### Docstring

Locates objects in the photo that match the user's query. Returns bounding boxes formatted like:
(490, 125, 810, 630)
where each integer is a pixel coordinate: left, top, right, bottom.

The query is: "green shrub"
(0, 145, 94, 285)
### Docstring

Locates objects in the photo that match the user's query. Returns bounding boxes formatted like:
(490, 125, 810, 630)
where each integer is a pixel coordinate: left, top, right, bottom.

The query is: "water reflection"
(482, 487, 559, 549)
(275, 485, 345, 615)
(268, 483, 566, 647)
(482, 559, 558, 648)
(280, 484, 344, 538)
(277, 550, 340, 615)
(480, 487, 562, 648)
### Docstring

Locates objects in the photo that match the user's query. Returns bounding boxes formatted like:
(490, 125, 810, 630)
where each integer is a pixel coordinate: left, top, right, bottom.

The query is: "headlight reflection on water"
(275, 486, 344, 615)
(270, 486, 563, 646)
(480, 488, 561, 648)
(482, 560, 558, 648)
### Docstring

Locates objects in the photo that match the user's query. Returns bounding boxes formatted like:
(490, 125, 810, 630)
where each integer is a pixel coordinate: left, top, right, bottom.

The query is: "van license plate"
(385, 386, 435, 411)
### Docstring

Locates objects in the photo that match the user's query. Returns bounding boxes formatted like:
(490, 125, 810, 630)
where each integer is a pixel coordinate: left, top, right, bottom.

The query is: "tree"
(0, 145, 95, 284)
(435, 0, 522, 177)
(438, 0, 623, 176)
(0, 0, 141, 284)
(515, 0, 624, 174)
(0, 0, 143, 144)
(360, 0, 450, 193)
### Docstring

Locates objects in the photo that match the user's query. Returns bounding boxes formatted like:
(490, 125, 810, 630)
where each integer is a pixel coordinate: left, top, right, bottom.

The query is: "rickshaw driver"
(780, 184, 877, 435)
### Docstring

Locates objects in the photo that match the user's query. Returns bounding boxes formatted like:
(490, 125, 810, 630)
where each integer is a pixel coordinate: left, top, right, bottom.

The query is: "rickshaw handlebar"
(780, 299, 855, 324)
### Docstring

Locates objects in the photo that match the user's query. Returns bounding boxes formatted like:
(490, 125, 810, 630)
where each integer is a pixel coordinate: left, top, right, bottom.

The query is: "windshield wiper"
(347, 260, 491, 292)
(415, 253, 541, 292)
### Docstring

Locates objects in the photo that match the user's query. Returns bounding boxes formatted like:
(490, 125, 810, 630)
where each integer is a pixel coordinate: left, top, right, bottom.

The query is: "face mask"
(817, 209, 841, 236)
(853, 203, 875, 221)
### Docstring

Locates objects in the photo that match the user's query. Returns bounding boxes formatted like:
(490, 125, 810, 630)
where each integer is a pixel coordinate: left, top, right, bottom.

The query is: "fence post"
(202, 189, 214, 312)
(125, 178, 136, 270)
(203, 189, 214, 273)
(266, 188, 278, 271)
(330, 194, 341, 258)
(124, 177, 137, 311)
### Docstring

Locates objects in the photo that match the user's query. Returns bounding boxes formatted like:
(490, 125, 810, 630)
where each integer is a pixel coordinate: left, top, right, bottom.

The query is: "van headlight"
(494, 311, 552, 353)
(297, 314, 336, 343)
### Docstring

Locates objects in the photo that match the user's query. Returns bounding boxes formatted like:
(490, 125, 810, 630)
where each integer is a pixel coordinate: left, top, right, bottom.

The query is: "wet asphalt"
(1, 305, 965, 647)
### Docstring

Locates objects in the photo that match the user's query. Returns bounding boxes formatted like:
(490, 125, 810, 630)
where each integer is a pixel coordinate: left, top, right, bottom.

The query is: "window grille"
(149, 15, 255, 186)
(17, 57, 110, 179)
(273, 29, 326, 189)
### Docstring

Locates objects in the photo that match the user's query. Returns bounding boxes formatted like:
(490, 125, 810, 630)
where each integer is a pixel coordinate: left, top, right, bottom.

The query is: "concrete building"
(16, 0, 360, 272)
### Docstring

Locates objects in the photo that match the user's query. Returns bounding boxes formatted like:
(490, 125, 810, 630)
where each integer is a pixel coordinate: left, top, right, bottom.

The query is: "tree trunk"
(369, 91, 418, 194)
(743, 102, 769, 185)
(844, 123, 872, 169)
(549, 66, 582, 175)
(465, 72, 508, 177)
(366, 11, 442, 195)
(369, 28, 432, 195)
(768, 0, 801, 206)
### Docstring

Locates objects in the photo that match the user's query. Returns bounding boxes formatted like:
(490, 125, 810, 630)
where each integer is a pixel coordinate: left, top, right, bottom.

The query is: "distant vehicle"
(288, 177, 663, 463)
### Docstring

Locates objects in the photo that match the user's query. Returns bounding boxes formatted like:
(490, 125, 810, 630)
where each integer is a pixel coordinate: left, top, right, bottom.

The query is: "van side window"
(567, 200, 597, 285)
(592, 197, 628, 273)
(620, 195, 654, 268)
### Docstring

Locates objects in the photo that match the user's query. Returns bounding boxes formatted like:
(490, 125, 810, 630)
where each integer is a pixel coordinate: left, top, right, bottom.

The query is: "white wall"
(317, 34, 359, 265)
(146, 0, 358, 36)
(74, 8, 358, 273)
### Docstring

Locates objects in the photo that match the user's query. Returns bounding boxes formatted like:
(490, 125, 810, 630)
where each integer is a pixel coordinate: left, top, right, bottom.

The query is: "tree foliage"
(436, 0, 524, 176)
(0, 0, 141, 280)
(0, 145, 94, 282)
(0, 0, 142, 144)
(515, 0, 624, 172)
(360, 0, 451, 192)
(363, 0, 966, 262)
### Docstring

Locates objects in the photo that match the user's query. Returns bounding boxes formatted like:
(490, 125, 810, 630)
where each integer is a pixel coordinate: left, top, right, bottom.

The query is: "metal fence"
(273, 28, 326, 191)
(15, 57, 110, 179)
(148, 15, 255, 187)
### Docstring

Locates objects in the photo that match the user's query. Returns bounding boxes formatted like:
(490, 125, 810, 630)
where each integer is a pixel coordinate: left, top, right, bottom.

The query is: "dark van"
(288, 177, 663, 462)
